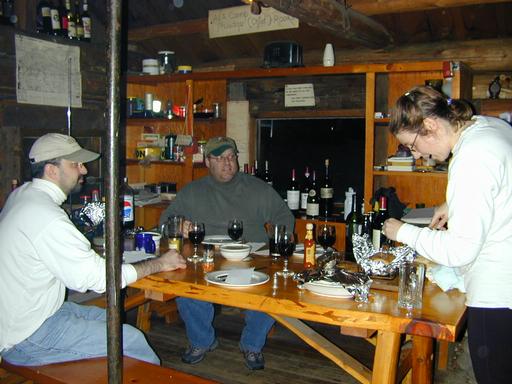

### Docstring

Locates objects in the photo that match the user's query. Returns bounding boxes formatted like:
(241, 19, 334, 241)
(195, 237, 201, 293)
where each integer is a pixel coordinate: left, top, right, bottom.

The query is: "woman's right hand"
(430, 202, 448, 230)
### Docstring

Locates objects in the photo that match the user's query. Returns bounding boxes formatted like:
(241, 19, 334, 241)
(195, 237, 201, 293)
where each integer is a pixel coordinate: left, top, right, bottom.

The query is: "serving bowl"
(220, 244, 251, 261)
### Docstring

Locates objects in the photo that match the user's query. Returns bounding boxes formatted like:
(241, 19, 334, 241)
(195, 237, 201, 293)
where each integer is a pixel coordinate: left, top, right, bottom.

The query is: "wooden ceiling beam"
(350, 0, 511, 16)
(262, 0, 393, 48)
(128, 18, 208, 42)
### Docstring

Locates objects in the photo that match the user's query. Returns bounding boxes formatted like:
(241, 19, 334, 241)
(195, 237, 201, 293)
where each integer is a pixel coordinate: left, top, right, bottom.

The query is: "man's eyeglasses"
(208, 153, 237, 163)
(408, 130, 420, 152)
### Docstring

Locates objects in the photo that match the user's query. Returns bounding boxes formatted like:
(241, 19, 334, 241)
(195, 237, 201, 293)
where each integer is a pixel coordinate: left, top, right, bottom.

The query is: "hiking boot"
(239, 343, 265, 370)
(181, 339, 218, 364)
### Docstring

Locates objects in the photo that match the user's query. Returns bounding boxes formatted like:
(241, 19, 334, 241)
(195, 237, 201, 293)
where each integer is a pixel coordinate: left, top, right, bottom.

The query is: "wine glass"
(187, 221, 205, 263)
(227, 219, 243, 241)
(317, 224, 336, 252)
(276, 227, 296, 278)
(265, 223, 284, 261)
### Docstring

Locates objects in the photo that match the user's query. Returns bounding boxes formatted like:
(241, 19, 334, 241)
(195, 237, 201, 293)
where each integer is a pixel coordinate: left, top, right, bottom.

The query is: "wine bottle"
(81, 0, 91, 42)
(121, 177, 135, 232)
(37, 0, 52, 34)
(74, 0, 84, 40)
(306, 170, 319, 218)
(371, 196, 390, 250)
(58, 0, 68, 36)
(50, 0, 61, 35)
(303, 223, 316, 268)
(66, 0, 76, 39)
(300, 166, 310, 212)
(319, 158, 334, 219)
(286, 168, 300, 212)
(263, 160, 273, 186)
(243, 163, 249, 174)
(345, 193, 362, 262)
(253, 160, 260, 178)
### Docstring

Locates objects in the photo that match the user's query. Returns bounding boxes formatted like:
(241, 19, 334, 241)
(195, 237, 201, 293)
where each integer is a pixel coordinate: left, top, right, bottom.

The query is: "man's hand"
(133, 249, 186, 280)
(158, 249, 186, 271)
(430, 202, 448, 230)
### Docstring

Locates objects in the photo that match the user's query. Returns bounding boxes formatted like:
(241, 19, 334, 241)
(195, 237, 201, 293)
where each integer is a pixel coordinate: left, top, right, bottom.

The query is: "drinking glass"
(187, 221, 205, 263)
(228, 219, 243, 241)
(266, 223, 283, 261)
(276, 228, 296, 278)
(317, 223, 336, 251)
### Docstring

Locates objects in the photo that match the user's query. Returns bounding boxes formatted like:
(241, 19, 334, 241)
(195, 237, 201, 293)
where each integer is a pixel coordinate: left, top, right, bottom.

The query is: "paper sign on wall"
(209, 5, 298, 38)
(284, 84, 315, 107)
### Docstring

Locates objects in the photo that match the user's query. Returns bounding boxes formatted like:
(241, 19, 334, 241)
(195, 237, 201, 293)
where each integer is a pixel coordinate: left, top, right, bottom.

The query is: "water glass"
(398, 261, 425, 310)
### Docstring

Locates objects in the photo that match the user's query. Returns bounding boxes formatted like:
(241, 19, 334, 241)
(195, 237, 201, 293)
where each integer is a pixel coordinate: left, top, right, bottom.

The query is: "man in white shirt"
(0, 133, 186, 366)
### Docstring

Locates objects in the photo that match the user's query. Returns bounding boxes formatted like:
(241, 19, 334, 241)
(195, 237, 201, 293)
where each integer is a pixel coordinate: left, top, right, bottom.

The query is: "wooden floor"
(145, 306, 374, 384)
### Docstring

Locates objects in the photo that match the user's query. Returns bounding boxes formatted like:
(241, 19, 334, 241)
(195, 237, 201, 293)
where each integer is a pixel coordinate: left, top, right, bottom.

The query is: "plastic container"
(142, 59, 159, 75)
(177, 65, 192, 74)
(158, 51, 176, 74)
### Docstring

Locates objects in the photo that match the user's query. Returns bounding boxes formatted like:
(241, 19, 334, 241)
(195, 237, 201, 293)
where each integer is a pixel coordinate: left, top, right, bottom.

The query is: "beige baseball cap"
(29, 133, 100, 164)
(205, 136, 238, 157)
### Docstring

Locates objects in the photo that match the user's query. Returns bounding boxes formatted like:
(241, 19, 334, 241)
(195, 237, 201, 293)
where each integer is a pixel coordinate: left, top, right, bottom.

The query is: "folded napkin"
(224, 267, 255, 285)
(426, 265, 466, 293)
(246, 242, 265, 252)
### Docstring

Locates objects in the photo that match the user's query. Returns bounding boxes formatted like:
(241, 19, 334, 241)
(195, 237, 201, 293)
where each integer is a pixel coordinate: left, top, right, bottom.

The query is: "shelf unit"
(125, 76, 227, 228)
(364, 62, 473, 210)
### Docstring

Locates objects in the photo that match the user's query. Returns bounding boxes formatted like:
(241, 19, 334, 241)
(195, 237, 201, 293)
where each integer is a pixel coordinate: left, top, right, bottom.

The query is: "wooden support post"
(411, 335, 434, 384)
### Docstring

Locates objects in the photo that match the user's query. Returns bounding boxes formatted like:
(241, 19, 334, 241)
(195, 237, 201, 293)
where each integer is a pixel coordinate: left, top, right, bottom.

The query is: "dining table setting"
(129, 235, 467, 384)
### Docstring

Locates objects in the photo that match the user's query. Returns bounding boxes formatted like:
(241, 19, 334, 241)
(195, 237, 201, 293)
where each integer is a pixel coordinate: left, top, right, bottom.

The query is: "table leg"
(411, 335, 434, 384)
(372, 330, 401, 384)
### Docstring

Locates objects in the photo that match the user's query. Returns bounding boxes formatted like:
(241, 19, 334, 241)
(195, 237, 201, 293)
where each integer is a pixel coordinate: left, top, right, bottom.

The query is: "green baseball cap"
(205, 136, 238, 157)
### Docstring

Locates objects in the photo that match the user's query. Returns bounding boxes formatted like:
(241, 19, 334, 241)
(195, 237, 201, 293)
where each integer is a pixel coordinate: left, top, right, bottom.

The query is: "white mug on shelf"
(323, 43, 335, 67)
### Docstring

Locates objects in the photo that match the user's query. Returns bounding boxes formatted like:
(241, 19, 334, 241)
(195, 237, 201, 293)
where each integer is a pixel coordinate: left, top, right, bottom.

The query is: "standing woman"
(382, 86, 512, 384)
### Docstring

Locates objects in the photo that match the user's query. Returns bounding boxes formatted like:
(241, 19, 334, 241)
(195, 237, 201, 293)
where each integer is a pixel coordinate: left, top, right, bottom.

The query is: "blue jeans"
(1, 302, 159, 366)
(176, 297, 274, 352)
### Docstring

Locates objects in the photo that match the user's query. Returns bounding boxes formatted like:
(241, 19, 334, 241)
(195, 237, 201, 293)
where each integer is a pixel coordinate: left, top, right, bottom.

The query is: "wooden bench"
(0, 357, 217, 384)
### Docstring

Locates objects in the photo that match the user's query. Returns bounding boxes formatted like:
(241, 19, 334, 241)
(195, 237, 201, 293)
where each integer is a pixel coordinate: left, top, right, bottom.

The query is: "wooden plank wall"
(0, 26, 107, 206)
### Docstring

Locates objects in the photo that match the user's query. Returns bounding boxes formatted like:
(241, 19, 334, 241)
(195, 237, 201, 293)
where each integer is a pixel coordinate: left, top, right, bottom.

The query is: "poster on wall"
(15, 34, 82, 108)
(284, 84, 316, 107)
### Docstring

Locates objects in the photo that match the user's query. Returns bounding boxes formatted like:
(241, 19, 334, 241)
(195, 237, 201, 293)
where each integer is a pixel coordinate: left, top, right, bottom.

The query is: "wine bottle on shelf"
(74, 0, 84, 40)
(286, 168, 300, 213)
(319, 159, 334, 219)
(50, 1, 61, 35)
(306, 170, 319, 219)
(58, 0, 68, 36)
(300, 166, 310, 212)
(345, 193, 363, 262)
(11, 178, 19, 191)
(121, 177, 135, 232)
(250, 165, 256, 176)
(37, 0, 52, 34)
(243, 163, 249, 174)
(263, 160, 273, 186)
(81, 0, 91, 42)
(253, 160, 260, 178)
(371, 196, 390, 250)
(66, 0, 76, 39)
(303, 223, 316, 269)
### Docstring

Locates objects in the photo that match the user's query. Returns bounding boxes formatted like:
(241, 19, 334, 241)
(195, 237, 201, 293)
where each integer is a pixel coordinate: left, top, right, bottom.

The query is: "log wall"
(0, 26, 107, 206)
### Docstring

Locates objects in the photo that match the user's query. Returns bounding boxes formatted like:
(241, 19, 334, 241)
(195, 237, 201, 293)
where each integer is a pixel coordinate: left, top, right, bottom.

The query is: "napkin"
(225, 267, 255, 285)
(426, 265, 466, 292)
(123, 251, 156, 264)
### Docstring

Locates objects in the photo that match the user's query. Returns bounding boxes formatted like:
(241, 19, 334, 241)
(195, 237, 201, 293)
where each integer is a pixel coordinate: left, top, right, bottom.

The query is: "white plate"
(205, 270, 270, 287)
(202, 235, 240, 246)
(303, 280, 353, 298)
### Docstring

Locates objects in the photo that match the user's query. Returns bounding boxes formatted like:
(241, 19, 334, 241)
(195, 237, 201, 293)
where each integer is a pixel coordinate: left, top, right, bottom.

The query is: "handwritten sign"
(285, 84, 316, 107)
(208, 5, 298, 38)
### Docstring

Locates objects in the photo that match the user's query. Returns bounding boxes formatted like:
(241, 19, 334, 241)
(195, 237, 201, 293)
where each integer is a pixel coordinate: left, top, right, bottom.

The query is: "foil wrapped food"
(79, 201, 105, 227)
(352, 233, 415, 277)
(294, 250, 373, 302)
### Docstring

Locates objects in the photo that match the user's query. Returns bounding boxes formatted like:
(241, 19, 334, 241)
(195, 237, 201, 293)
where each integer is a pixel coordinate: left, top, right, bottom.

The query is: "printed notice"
(208, 5, 298, 38)
(285, 84, 316, 107)
(16, 34, 82, 108)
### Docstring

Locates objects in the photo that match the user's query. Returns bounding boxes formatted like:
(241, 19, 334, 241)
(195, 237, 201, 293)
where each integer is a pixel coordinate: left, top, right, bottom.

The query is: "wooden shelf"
(126, 61, 450, 84)
(125, 159, 184, 165)
(373, 170, 447, 178)
(127, 117, 185, 124)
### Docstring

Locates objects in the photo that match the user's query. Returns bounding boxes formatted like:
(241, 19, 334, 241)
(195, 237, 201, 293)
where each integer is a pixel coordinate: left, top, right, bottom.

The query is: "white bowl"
(220, 244, 251, 261)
